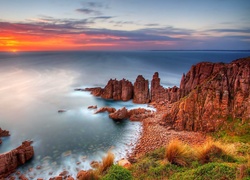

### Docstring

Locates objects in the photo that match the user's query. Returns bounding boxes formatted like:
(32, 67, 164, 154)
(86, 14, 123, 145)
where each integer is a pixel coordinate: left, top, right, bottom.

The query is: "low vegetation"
(98, 151, 115, 174)
(77, 121, 250, 180)
(165, 139, 194, 166)
(130, 138, 249, 180)
(195, 139, 236, 164)
(102, 165, 132, 180)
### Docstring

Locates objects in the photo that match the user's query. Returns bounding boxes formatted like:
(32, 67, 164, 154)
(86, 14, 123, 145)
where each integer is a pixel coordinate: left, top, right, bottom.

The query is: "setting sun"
(11, 49, 17, 53)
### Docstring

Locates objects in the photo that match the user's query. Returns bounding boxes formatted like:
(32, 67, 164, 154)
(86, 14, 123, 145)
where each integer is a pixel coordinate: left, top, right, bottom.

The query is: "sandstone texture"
(87, 57, 250, 133)
(95, 107, 116, 114)
(86, 79, 133, 101)
(109, 107, 129, 120)
(0, 128, 10, 144)
(133, 75, 150, 103)
(161, 58, 250, 132)
(0, 141, 34, 178)
(96, 106, 153, 121)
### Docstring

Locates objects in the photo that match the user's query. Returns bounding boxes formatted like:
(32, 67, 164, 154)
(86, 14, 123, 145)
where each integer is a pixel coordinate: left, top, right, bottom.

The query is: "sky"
(0, 0, 250, 51)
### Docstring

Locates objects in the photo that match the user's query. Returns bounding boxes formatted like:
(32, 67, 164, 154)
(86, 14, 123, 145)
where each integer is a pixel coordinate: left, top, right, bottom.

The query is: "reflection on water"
(0, 51, 249, 178)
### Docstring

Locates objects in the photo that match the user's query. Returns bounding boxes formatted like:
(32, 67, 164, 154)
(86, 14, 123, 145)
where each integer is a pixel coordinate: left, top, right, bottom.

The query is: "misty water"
(0, 51, 249, 178)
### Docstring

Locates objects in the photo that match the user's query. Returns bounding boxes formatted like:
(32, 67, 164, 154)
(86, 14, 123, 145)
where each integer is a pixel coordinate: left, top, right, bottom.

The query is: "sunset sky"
(1, 0, 250, 51)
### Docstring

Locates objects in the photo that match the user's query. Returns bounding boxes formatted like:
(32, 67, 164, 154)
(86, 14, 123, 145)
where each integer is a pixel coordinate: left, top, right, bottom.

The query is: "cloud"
(1, 16, 249, 51)
(207, 28, 250, 34)
(92, 16, 114, 20)
(76, 8, 101, 15)
(145, 23, 160, 27)
(87, 2, 104, 8)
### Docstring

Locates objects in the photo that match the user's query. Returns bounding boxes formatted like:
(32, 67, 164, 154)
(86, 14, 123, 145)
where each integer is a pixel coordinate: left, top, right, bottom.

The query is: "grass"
(211, 117, 250, 143)
(170, 163, 237, 180)
(77, 151, 115, 180)
(98, 151, 115, 174)
(102, 165, 133, 180)
(130, 137, 250, 180)
(195, 139, 236, 164)
(77, 170, 99, 180)
(77, 117, 250, 180)
(165, 139, 194, 166)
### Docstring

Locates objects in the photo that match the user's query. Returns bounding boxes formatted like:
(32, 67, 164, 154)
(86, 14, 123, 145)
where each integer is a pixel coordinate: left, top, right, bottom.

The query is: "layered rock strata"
(162, 58, 250, 132)
(0, 141, 34, 178)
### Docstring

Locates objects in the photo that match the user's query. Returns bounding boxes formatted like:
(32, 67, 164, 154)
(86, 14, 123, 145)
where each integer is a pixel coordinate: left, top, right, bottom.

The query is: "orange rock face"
(95, 107, 116, 114)
(162, 58, 250, 132)
(87, 57, 250, 133)
(86, 79, 133, 101)
(0, 128, 10, 144)
(109, 107, 129, 120)
(0, 141, 34, 178)
(133, 75, 150, 104)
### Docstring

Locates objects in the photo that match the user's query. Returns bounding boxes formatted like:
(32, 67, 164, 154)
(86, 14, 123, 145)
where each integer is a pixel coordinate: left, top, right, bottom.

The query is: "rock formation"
(86, 79, 133, 101)
(85, 87, 103, 96)
(0, 128, 10, 144)
(86, 57, 250, 132)
(0, 141, 34, 178)
(161, 58, 250, 132)
(95, 107, 116, 114)
(133, 75, 150, 104)
(109, 107, 129, 120)
(96, 106, 153, 121)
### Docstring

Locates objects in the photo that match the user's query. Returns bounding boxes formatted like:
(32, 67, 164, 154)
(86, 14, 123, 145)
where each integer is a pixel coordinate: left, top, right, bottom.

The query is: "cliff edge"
(86, 57, 250, 132)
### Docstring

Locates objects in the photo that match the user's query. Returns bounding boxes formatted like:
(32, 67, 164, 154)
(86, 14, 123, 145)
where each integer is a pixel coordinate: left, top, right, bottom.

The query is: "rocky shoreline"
(85, 57, 250, 160)
(1, 57, 249, 179)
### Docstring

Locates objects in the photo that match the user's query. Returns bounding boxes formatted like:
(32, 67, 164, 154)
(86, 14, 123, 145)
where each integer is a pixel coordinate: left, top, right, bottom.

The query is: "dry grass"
(195, 139, 235, 164)
(77, 170, 99, 180)
(98, 151, 115, 174)
(165, 139, 194, 167)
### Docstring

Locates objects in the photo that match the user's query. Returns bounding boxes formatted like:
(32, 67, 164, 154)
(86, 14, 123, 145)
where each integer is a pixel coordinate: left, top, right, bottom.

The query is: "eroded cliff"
(87, 57, 250, 132)
(162, 58, 250, 132)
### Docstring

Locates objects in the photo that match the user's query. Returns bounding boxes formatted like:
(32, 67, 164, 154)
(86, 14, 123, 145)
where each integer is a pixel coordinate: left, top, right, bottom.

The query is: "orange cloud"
(0, 31, 116, 52)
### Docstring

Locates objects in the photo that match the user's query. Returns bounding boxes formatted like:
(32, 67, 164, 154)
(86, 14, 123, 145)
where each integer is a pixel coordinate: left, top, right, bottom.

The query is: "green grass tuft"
(102, 165, 133, 180)
(170, 163, 237, 180)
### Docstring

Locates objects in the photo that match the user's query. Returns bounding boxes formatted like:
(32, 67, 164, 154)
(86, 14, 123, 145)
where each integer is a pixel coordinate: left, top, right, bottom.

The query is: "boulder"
(0, 141, 34, 178)
(118, 158, 131, 169)
(109, 107, 129, 120)
(95, 107, 116, 114)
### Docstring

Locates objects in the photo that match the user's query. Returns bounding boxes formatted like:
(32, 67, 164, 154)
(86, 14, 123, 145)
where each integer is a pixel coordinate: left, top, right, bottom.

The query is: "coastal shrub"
(170, 163, 237, 180)
(236, 164, 250, 180)
(146, 147, 165, 160)
(102, 165, 132, 180)
(195, 139, 236, 164)
(135, 157, 158, 173)
(165, 139, 194, 166)
(77, 170, 99, 180)
(131, 147, 167, 179)
(98, 151, 115, 174)
(212, 118, 250, 143)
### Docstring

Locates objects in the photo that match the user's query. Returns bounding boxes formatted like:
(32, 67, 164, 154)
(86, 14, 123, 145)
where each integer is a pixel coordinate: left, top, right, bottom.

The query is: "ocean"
(0, 50, 249, 178)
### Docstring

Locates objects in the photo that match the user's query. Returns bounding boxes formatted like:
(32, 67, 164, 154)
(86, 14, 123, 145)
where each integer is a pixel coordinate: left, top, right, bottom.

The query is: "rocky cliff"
(0, 128, 10, 144)
(87, 57, 250, 132)
(162, 58, 250, 132)
(0, 141, 34, 178)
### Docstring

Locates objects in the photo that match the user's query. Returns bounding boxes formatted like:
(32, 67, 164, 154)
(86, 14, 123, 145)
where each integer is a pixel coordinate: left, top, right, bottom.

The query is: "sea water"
(0, 50, 249, 178)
